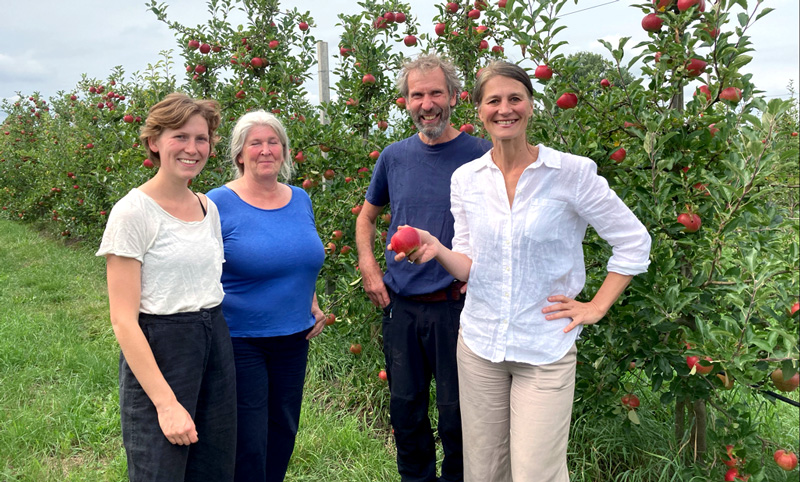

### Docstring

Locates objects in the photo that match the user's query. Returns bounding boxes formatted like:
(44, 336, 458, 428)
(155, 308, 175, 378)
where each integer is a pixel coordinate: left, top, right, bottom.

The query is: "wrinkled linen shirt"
(451, 145, 651, 365)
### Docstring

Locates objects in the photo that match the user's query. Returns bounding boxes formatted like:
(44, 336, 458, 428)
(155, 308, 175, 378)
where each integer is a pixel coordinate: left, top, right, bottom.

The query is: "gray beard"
(412, 104, 451, 141)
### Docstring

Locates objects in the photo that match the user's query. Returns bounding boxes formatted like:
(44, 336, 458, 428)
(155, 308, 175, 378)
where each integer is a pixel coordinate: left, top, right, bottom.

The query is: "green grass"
(0, 218, 796, 481)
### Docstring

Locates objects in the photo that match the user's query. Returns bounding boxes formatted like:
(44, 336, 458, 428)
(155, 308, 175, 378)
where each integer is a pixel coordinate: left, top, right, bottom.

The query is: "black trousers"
(382, 292, 464, 482)
(120, 305, 237, 482)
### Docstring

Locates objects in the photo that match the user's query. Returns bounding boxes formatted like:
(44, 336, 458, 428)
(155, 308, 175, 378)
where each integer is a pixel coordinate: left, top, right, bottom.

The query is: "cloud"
(0, 53, 48, 84)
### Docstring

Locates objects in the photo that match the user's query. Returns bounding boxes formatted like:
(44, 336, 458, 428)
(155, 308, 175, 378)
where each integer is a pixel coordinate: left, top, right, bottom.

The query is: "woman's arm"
(106, 254, 198, 445)
(391, 227, 473, 282)
(542, 272, 633, 333)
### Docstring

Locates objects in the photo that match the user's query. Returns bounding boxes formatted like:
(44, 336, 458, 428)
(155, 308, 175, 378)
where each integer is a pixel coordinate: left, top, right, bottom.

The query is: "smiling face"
(477, 75, 533, 142)
(147, 113, 211, 180)
(406, 67, 457, 143)
(237, 125, 284, 180)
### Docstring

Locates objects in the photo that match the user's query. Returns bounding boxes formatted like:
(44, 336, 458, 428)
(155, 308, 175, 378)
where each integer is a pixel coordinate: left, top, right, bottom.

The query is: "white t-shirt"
(96, 188, 225, 315)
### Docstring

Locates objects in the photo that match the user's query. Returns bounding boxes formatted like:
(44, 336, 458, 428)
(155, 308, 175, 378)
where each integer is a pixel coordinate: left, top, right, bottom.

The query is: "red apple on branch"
(534, 65, 553, 80)
(362, 73, 376, 85)
(774, 450, 798, 471)
(556, 92, 578, 109)
(621, 393, 640, 410)
(404, 35, 417, 47)
(677, 212, 701, 232)
(435, 23, 447, 36)
(686, 58, 708, 77)
(610, 148, 626, 162)
(642, 13, 663, 32)
(719, 87, 742, 103)
(686, 355, 713, 374)
(600, 78, 611, 88)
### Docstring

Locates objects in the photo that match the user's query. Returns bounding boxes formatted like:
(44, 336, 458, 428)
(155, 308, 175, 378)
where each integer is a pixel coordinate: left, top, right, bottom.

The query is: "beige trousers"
(457, 335, 577, 482)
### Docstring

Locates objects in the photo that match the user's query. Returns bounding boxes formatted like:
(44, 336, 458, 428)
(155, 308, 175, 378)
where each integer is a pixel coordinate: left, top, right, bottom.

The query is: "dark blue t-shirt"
(207, 185, 325, 337)
(366, 132, 492, 296)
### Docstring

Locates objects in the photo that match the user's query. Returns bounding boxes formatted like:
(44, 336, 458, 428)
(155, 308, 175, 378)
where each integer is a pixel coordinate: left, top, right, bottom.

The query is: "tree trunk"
(691, 399, 708, 462)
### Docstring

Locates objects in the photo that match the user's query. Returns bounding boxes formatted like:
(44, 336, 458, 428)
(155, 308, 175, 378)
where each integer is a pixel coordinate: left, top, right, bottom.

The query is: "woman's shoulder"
(538, 145, 597, 174)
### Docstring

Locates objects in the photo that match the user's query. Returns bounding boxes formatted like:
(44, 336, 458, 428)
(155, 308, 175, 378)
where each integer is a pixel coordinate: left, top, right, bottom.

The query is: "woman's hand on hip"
(157, 399, 198, 445)
(542, 295, 606, 333)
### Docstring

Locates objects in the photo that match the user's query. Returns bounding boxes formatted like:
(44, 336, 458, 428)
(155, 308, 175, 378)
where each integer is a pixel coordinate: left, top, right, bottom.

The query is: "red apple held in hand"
(378, 369, 388, 381)
(774, 450, 798, 471)
(389, 227, 421, 255)
(719, 87, 742, 103)
(610, 148, 626, 162)
(349, 343, 362, 355)
(771, 369, 800, 392)
(435, 22, 447, 36)
(642, 13, 663, 32)
(362, 73, 376, 85)
(534, 65, 553, 80)
(686, 58, 708, 77)
(404, 35, 417, 47)
(556, 92, 578, 109)
(677, 213, 701, 232)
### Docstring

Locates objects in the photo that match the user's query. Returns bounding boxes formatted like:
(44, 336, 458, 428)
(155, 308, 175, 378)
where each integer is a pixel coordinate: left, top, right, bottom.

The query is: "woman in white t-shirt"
(393, 62, 651, 481)
(97, 93, 236, 481)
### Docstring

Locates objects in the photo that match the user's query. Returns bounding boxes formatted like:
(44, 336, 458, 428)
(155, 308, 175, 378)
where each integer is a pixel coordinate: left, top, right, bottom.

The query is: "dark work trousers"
(120, 305, 237, 482)
(382, 292, 465, 482)
(230, 327, 311, 482)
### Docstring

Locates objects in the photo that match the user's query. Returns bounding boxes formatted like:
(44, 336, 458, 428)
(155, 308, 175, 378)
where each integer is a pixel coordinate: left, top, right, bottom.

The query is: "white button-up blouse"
(451, 145, 652, 365)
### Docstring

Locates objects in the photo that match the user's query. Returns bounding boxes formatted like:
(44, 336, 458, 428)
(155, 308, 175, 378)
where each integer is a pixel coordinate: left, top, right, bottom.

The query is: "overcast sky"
(1, 0, 797, 117)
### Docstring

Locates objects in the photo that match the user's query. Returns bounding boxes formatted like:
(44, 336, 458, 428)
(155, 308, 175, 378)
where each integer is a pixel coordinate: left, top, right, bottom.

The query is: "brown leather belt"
(404, 281, 466, 303)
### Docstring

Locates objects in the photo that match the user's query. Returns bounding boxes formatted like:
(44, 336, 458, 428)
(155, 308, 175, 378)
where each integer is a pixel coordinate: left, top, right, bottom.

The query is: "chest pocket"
(523, 198, 568, 242)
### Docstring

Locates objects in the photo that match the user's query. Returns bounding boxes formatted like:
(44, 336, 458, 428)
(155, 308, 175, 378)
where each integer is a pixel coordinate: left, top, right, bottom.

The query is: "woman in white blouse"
(393, 61, 651, 481)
